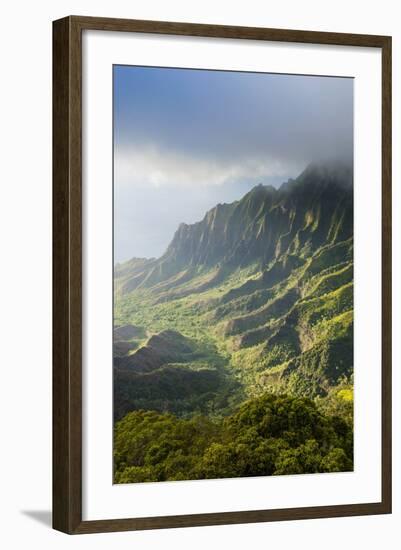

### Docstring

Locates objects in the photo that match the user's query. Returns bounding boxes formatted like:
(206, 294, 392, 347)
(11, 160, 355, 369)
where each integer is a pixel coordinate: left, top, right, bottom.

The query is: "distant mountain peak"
(299, 158, 353, 183)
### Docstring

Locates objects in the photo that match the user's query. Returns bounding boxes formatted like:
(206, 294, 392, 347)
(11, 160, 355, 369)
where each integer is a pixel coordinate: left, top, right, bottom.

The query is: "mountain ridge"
(115, 161, 353, 295)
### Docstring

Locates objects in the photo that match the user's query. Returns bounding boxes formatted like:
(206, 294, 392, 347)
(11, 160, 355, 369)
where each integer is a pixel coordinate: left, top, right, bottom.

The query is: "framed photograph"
(53, 16, 392, 534)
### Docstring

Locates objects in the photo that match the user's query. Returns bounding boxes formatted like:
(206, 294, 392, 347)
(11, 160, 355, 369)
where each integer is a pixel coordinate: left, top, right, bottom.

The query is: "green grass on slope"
(114, 266, 262, 342)
(302, 262, 353, 299)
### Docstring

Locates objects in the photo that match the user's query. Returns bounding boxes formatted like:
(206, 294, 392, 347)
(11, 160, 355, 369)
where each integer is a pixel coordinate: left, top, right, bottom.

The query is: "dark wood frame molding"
(53, 15, 392, 534)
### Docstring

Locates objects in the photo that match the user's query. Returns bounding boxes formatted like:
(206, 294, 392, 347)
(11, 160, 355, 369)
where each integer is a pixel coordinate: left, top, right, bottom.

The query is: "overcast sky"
(114, 66, 353, 263)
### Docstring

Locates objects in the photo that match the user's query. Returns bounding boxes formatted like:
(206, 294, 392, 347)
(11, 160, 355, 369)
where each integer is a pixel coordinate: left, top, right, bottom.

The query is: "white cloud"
(114, 144, 301, 190)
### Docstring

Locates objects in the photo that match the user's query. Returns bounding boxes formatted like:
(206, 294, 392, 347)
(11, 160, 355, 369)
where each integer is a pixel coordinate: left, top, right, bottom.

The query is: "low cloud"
(115, 144, 303, 190)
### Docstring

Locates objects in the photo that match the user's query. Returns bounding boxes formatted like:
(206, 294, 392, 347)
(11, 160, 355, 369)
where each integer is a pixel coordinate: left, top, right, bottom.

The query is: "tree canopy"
(114, 393, 353, 483)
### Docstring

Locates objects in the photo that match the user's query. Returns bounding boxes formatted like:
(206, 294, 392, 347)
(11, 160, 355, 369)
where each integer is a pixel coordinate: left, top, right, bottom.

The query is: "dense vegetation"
(113, 161, 354, 483)
(114, 394, 353, 482)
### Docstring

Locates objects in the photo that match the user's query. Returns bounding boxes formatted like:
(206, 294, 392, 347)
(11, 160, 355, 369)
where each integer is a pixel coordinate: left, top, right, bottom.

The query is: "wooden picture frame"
(53, 15, 392, 534)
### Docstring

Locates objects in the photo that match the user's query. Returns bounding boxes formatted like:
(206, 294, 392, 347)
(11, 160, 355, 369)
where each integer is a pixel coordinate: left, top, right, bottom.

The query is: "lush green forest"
(114, 394, 353, 482)
(113, 162, 354, 482)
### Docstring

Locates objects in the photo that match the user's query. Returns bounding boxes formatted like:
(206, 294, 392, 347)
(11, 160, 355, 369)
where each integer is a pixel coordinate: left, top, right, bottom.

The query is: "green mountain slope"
(114, 161, 353, 420)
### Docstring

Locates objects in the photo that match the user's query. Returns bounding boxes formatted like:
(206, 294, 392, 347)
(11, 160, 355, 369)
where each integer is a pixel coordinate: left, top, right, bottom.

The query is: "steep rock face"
(117, 161, 353, 294)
